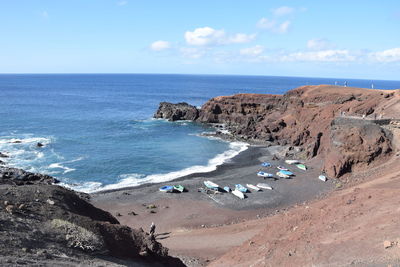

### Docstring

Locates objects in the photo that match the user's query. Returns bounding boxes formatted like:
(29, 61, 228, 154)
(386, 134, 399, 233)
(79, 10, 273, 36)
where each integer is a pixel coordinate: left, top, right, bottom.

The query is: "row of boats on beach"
(202, 180, 272, 199)
(158, 159, 328, 199)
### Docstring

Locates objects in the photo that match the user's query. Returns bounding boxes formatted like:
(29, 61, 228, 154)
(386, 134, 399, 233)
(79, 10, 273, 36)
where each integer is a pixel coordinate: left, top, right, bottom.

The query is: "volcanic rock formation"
(155, 85, 400, 178)
(0, 166, 184, 266)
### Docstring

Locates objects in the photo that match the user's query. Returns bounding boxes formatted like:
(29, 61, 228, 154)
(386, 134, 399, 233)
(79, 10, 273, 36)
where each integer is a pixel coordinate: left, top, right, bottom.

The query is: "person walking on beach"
(149, 222, 156, 236)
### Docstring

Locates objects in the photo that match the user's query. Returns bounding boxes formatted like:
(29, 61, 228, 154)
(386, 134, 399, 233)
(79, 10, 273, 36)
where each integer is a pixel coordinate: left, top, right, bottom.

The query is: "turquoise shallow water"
(0, 74, 399, 192)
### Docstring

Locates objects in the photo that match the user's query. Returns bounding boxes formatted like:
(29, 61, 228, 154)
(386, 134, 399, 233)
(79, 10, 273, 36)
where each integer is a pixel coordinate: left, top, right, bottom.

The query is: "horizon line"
(0, 72, 399, 82)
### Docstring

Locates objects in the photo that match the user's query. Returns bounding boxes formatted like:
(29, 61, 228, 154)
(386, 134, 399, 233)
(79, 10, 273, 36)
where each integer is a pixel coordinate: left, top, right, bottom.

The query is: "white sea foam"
(76, 141, 248, 193)
(48, 163, 76, 174)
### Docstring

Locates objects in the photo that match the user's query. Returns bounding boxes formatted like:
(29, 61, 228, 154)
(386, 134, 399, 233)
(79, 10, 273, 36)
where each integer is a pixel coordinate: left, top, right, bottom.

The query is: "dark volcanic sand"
(91, 145, 334, 264)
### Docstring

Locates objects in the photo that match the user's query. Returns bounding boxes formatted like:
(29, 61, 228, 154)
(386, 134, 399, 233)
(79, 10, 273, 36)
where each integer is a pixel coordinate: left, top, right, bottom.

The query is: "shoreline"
(91, 144, 334, 263)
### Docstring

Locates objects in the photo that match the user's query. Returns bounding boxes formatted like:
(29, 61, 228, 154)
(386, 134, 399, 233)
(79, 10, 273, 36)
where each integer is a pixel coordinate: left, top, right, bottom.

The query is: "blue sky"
(0, 1, 399, 79)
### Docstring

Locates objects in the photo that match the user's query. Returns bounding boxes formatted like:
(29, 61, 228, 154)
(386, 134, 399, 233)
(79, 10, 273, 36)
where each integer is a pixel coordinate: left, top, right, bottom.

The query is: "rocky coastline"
(0, 165, 184, 266)
(155, 85, 398, 179)
(2, 84, 399, 266)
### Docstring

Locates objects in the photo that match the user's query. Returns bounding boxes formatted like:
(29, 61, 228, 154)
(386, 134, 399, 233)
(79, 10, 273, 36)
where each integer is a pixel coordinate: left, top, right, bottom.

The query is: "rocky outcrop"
(0, 167, 59, 185)
(0, 166, 184, 266)
(323, 119, 392, 177)
(155, 85, 399, 178)
(154, 102, 199, 121)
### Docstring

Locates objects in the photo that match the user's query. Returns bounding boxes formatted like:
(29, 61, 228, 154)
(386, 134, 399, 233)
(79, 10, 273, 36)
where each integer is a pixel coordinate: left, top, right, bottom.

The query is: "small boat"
(276, 171, 290, 178)
(261, 162, 271, 167)
(246, 184, 261, 191)
(159, 185, 174, 192)
(277, 166, 289, 171)
(232, 189, 245, 199)
(223, 186, 231, 192)
(235, 184, 248, 193)
(173, 185, 185, 193)
(256, 183, 272, 190)
(257, 171, 273, 178)
(204, 180, 219, 190)
(279, 170, 294, 176)
(319, 175, 327, 182)
(296, 164, 307, 171)
(285, 159, 300, 165)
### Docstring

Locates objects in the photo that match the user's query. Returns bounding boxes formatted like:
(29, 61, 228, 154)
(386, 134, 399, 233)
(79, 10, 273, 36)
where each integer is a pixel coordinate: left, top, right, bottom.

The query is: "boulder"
(154, 102, 199, 121)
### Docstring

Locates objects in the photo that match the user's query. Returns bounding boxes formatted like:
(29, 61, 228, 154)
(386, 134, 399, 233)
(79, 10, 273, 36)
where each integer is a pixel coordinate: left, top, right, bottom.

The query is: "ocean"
(1, 74, 399, 192)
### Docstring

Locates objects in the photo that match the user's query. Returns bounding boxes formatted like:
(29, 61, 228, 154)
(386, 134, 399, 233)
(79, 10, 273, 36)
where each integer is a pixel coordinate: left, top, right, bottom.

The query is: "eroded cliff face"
(155, 85, 400, 178)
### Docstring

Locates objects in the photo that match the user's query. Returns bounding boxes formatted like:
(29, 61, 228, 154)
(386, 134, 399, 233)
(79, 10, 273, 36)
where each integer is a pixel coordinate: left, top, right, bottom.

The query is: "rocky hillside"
(0, 166, 184, 266)
(155, 85, 400, 178)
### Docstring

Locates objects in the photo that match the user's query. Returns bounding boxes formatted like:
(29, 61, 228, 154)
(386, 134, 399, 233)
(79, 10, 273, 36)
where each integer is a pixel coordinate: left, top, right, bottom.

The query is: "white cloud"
(257, 18, 290, 33)
(150, 40, 171, 51)
(307, 38, 334, 50)
(240, 45, 265, 56)
(184, 27, 255, 46)
(229, 33, 256, 44)
(272, 6, 294, 17)
(257, 18, 276, 30)
(117, 1, 128, 6)
(281, 50, 356, 62)
(278, 21, 291, 34)
(369, 48, 400, 62)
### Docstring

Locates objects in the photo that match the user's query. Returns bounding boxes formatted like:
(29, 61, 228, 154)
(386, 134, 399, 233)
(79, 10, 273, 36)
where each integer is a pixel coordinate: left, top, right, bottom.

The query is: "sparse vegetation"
(50, 219, 105, 252)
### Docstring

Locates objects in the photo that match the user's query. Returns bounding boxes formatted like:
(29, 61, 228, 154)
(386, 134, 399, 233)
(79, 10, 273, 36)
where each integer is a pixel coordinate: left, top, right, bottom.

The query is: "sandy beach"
(91, 145, 334, 264)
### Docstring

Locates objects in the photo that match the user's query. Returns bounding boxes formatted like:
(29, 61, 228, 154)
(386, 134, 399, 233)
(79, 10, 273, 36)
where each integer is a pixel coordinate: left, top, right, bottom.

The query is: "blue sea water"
(0, 74, 399, 192)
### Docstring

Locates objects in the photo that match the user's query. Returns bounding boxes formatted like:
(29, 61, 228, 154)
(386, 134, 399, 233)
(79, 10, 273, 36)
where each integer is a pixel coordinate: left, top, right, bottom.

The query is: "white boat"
(256, 183, 272, 190)
(232, 189, 245, 199)
(319, 175, 327, 182)
(276, 171, 290, 178)
(277, 166, 289, 171)
(246, 184, 261, 191)
(204, 181, 219, 190)
(296, 164, 307, 171)
(285, 159, 300, 165)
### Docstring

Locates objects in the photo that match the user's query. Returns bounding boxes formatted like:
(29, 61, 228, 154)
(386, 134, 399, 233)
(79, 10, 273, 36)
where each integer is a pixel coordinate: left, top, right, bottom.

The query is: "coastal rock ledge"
(154, 102, 199, 121)
(0, 166, 184, 266)
(154, 85, 400, 178)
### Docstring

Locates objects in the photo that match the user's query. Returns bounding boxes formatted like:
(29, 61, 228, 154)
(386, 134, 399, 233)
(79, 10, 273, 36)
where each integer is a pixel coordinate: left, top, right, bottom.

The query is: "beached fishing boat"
(256, 183, 272, 190)
(277, 166, 289, 171)
(235, 184, 248, 193)
(232, 189, 245, 199)
(223, 186, 231, 192)
(319, 175, 327, 182)
(204, 180, 219, 190)
(279, 170, 294, 176)
(261, 162, 271, 167)
(285, 159, 300, 165)
(173, 185, 185, 193)
(257, 171, 273, 178)
(159, 185, 174, 192)
(246, 184, 261, 191)
(276, 171, 290, 178)
(296, 164, 307, 170)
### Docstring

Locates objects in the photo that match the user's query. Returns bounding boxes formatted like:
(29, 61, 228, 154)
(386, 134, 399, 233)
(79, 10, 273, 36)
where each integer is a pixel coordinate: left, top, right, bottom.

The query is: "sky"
(0, 0, 399, 80)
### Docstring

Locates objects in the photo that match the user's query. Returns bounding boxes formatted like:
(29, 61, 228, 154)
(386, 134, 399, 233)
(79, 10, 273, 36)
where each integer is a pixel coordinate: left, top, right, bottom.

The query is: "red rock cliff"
(197, 85, 399, 178)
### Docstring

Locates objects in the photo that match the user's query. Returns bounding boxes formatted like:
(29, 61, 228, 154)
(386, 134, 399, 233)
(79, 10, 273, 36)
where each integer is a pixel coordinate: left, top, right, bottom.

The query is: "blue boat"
(279, 170, 294, 176)
(235, 184, 248, 193)
(223, 186, 231, 192)
(261, 162, 271, 167)
(159, 185, 173, 193)
(257, 171, 273, 178)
